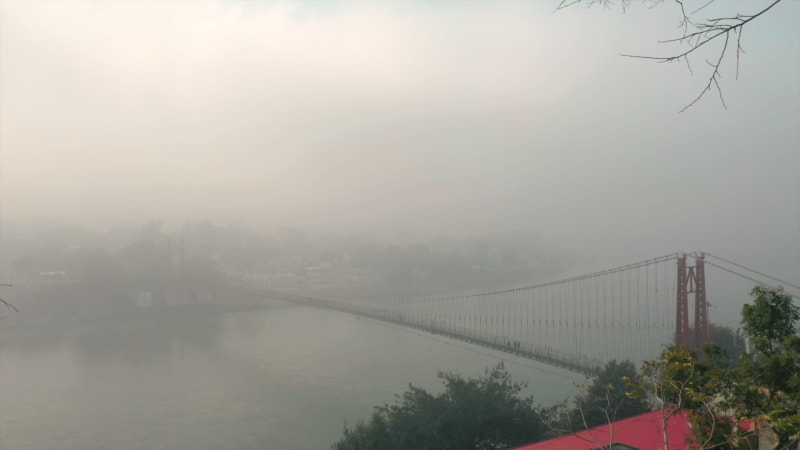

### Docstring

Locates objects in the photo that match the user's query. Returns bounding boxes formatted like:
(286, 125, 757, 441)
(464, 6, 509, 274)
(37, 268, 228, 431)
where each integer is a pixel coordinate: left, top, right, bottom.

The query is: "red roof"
(515, 409, 696, 450)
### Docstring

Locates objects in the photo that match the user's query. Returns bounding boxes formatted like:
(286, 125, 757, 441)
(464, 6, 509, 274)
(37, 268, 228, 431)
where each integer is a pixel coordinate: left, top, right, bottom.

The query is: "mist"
(1, 1, 798, 449)
(2, 1, 798, 269)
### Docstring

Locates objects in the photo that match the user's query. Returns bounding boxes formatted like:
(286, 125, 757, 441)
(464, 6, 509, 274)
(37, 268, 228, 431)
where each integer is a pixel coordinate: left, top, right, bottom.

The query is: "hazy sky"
(1, 1, 798, 280)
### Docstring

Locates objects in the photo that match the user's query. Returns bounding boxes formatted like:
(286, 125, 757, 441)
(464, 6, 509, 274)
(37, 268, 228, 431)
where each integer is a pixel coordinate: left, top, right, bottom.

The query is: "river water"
(0, 304, 581, 450)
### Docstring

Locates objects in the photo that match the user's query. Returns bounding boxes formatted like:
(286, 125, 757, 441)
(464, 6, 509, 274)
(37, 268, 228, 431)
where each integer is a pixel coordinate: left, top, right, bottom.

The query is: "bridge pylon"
(675, 253, 708, 349)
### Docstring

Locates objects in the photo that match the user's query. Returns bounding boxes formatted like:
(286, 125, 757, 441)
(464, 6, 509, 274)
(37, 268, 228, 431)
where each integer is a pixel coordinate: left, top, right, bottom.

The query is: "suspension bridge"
(176, 247, 800, 377)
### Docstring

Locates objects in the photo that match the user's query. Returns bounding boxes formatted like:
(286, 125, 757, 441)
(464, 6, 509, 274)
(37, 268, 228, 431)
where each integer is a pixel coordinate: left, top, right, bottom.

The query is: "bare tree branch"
(690, 0, 716, 16)
(558, 0, 786, 111)
(676, 32, 729, 113)
(1, 284, 19, 313)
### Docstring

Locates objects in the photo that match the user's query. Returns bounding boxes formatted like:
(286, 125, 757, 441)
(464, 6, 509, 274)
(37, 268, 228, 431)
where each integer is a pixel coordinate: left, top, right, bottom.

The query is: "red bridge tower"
(675, 253, 708, 349)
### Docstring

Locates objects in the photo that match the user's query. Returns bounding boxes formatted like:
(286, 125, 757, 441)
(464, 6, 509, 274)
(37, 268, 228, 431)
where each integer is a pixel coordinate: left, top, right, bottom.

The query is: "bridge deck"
(232, 286, 602, 377)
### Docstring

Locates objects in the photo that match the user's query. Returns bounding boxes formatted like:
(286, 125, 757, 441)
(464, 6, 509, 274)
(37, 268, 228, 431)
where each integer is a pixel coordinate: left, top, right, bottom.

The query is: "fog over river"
(0, 304, 580, 450)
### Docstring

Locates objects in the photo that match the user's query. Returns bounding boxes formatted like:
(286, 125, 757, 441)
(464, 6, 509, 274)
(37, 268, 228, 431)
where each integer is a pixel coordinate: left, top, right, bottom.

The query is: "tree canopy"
(537, 359, 651, 435)
(736, 287, 800, 443)
(574, 360, 650, 429)
(333, 286, 799, 449)
(633, 287, 800, 448)
(331, 363, 545, 450)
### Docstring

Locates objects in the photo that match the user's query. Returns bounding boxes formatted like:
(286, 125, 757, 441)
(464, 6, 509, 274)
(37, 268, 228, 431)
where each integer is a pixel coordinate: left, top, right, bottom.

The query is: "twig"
(0, 297, 18, 313)
(558, 0, 786, 111)
(0, 284, 19, 312)
(623, 0, 783, 111)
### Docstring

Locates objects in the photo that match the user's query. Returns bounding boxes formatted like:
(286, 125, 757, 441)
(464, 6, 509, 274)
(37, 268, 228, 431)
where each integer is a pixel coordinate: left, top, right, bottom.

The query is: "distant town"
(1, 220, 574, 321)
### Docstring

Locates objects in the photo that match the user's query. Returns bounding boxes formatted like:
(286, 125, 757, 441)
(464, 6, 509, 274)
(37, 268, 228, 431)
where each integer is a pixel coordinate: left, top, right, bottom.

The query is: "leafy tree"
(630, 286, 800, 449)
(634, 344, 754, 450)
(540, 360, 651, 435)
(335, 411, 395, 450)
(742, 286, 800, 356)
(331, 363, 545, 450)
(735, 286, 800, 444)
(631, 346, 708, 449)
(707, 323, 746, 365)
(572, 360, 651, 429)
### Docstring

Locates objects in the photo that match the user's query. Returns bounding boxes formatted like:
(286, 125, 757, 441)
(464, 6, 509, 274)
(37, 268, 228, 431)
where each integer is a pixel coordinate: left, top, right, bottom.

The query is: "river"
(0, 303, 582, 450)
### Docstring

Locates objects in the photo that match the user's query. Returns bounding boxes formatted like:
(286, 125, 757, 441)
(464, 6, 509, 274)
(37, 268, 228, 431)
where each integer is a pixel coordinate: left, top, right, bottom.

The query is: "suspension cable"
(704, 252, 800, 290)
(419, 253, 680, 303)
(704, 261, 800, 300)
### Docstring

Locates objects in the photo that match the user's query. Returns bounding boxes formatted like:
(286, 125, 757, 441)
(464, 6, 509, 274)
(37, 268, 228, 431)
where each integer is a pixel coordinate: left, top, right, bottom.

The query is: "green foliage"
(742, 286, 800, 356)
(536, 360, 651, 439)
(632, 345, 749, 449)
(736, 287, 800, 443)
(637, 346, 704, 409)
(633, 287, 800, 448)
(331, 363, 545, 450)
(335, 286, 800, 450)
(334, 412, 395, 450)
(570, 360, 651, 429)
(707, 323, 746, 364)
